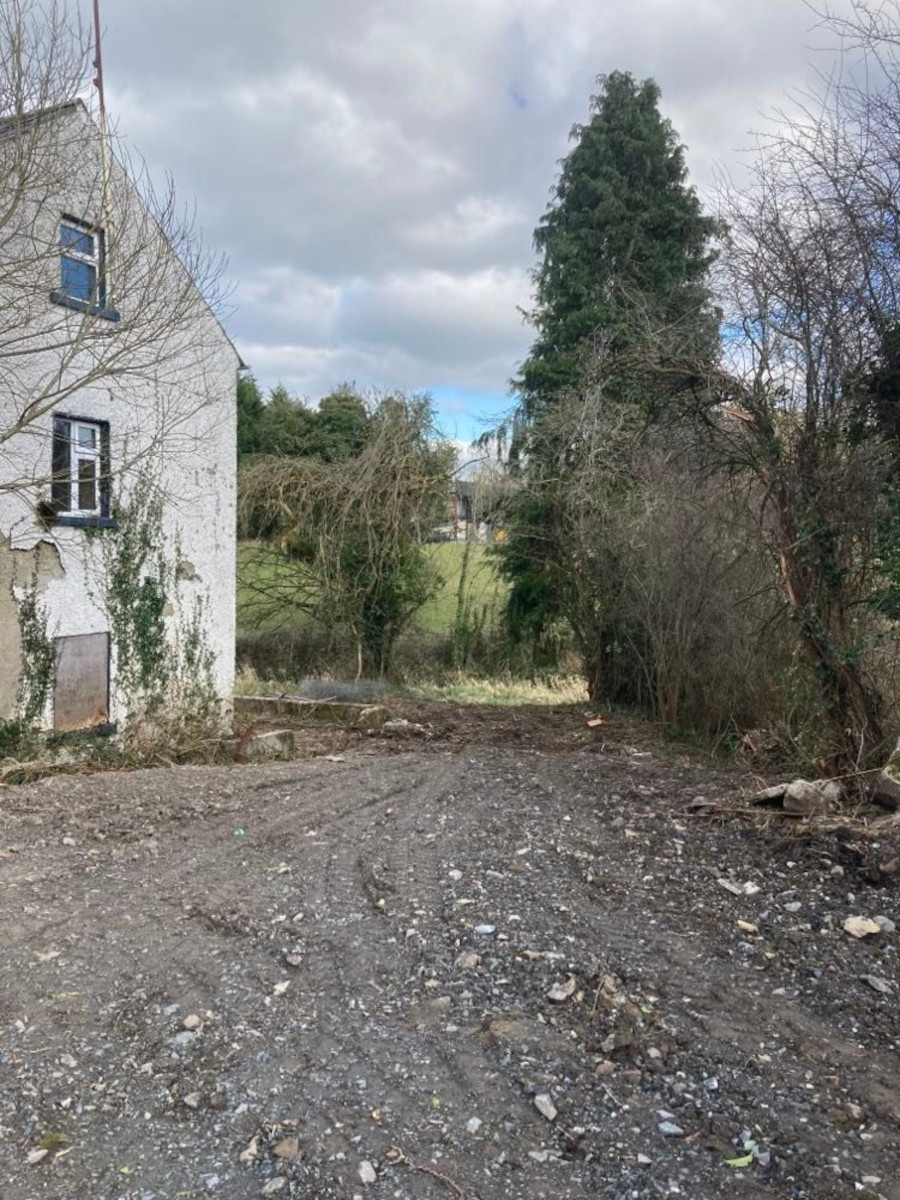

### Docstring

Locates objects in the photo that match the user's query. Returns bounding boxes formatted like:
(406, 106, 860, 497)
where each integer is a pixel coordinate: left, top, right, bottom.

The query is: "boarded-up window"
(53, 633, 110, 732)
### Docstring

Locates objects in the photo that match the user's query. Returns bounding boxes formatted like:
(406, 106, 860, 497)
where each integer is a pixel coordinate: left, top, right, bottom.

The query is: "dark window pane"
(51, 418, 72, 512)
(61, 256, 96, 303)
(77, 458, 97, 511)
(60, 224, 94, 256)
(76, 425, 97, 448)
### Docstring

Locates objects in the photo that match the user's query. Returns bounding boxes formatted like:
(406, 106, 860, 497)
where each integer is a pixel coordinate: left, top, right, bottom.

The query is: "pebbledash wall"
(0, 103, 241, 731)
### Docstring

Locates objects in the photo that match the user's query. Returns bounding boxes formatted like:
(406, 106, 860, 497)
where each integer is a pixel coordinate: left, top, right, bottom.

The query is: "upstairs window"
(51, 217, 119, 321)
(60, 218, 104, 305)
(50, 415, 114, 527)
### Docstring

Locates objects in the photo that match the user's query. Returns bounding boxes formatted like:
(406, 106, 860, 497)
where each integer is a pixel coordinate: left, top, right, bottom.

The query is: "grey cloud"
(96, 0, 854, 406)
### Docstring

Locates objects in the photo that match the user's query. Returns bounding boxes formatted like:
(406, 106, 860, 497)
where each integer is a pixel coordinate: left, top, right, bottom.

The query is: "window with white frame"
(51, 416, 111, 521)
(58, 217, 105, 308)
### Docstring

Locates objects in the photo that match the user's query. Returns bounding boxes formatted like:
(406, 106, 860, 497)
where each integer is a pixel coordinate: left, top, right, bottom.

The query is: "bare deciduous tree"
(0, 0, 229, 509)
(239, 394, 455, 677)
(610, 3, 900, 772)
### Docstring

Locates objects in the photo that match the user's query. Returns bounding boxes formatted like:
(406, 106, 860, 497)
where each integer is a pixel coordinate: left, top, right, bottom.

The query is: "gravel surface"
(0, 706, 898, 1198)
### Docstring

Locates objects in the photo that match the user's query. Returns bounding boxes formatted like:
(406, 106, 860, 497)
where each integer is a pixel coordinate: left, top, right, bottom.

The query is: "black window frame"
(50, 214, 120, 323)
(50, 414, 116, 530)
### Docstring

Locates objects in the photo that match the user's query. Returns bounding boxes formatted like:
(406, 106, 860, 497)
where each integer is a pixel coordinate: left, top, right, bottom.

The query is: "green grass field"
(237, 540, 508, 637)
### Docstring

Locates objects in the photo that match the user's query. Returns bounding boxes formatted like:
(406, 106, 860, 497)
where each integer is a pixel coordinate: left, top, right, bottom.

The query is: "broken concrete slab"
(233, 695, 390, 729)
(784, 778, 842, 815)
(750, 778, 842, 815)
(242, 729, 296, 760)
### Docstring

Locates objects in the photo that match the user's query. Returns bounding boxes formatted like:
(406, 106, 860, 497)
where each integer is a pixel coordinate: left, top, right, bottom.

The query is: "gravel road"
(0, 709, 898, 1198)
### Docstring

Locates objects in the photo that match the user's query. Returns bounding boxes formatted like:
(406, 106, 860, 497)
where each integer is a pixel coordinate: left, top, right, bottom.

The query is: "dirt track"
(0, 706, 898, 1198)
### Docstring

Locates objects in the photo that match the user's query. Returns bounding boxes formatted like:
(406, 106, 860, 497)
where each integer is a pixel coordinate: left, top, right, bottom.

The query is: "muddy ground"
(0, 702, 899, 1199)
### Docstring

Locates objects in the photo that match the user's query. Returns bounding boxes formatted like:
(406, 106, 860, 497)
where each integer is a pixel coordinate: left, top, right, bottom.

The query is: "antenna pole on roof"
(92, 0, 107, 130)
(92, 0, 113, 294)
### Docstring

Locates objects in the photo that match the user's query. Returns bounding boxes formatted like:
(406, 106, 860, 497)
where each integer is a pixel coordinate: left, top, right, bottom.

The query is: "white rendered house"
(0, 101, 241, 733)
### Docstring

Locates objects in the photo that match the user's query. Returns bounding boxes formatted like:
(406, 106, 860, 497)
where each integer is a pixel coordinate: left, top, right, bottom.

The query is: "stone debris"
(750, 778, 842, 814)
(547, 976, 577, 1002)
(844, 915, 883, 939)
(718, 878, 760, 897)
(239, 1136, 261, 1165)
(455, 951, 480, 970)
(657, 1121, 685, 1137)
(2, 722, 899, 1197)
(861, 974, 894, 996)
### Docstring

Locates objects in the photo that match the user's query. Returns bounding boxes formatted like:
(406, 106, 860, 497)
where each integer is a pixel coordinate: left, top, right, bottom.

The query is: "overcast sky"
(97, 0, 849, 440)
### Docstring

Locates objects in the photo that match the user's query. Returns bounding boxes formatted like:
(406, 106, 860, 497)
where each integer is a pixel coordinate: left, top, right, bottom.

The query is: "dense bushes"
(239, 393, 455, 676)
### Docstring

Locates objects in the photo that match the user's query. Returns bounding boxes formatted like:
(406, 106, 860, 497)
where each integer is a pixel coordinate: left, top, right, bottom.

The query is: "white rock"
(547, 976, 577, 1003)
(784, 778, 839, 815)
(239, 1135, 261, 1164)
(182, 1014, 202, 1031)
(534, 1093, 558, 1121)
(528, 1149, 561, 1163)
(658, 1121, 685, 1137)
(844, 915, 882, 939)
(466, 1117, 483, 1134)
(358, 1160, 377, 1185)
(861, 974, 894, 996)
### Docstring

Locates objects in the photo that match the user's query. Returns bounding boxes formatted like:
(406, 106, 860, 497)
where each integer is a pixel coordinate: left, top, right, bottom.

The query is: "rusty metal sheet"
(53, 633, 109, 732)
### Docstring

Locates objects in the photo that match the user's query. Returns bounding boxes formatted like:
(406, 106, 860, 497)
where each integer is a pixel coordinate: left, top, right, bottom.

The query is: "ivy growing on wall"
(0, 576, 55, 758)
(99, 473, 171, 711)
(93, 470, 218, 728)
(16, 575, 54, 726)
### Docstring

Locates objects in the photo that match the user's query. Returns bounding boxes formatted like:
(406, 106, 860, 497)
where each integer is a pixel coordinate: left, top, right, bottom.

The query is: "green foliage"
(95, 472, 219, 734)
(492, 491, 561, 656)
(237, 373, 266, 457)
(447, 542, 494, 669)
(239, 379, 373, 463)
(501, 71, 718, 696)
(257, 384, 317, 456)
(0, 720, 30, 758)
(15, 576, 54, 727)
(847, 326, 900, 619)
(312, 387, 369, 461)
(519, 71, 718, 415)
(239, 392, 453, 675)
(102, 475, 171, 710)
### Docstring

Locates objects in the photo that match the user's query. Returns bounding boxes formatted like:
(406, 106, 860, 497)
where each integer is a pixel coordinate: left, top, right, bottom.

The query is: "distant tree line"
(237, 377, 370, 462)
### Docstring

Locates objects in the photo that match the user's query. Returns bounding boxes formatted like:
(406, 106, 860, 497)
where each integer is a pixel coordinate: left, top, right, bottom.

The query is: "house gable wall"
(0, 106, 239, 730)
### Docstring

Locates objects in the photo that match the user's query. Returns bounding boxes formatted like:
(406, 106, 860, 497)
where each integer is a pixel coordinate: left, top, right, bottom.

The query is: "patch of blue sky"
(428, 385, 515, 444)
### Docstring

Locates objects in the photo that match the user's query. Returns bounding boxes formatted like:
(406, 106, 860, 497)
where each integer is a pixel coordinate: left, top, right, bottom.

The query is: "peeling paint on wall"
(0, 537, 64, 721)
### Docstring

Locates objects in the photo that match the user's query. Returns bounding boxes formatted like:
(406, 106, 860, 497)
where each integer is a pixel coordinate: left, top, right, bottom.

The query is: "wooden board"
(53, 633, 110, 732)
